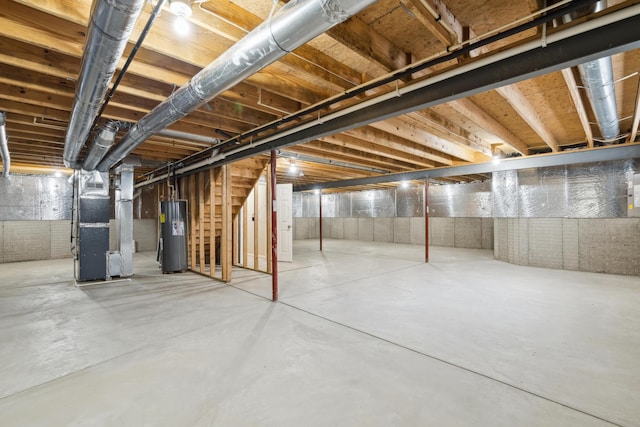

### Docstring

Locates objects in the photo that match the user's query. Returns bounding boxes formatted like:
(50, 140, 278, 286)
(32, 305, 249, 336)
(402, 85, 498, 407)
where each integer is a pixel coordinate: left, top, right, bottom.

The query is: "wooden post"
(425, 178, 429, 263)
(242, 203, 248, 268)
(221, 164, 233, 282)
(253, 179, 260, 270)
(209, 168, 216, 278)
(198, 172, 205, 273)
(189, 174, 197, 271)
(233, 215, 239, 266)
(270, 150, 278, 301)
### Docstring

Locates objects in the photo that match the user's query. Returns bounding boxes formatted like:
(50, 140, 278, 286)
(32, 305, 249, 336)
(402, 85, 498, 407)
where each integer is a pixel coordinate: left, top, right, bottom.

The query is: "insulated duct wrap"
(0, 175, 73, 220)
(0, 112, 8, 177)
(96, 0, 377, 171)
(63, 0, 145, 168)
(82, 123, 117, 171)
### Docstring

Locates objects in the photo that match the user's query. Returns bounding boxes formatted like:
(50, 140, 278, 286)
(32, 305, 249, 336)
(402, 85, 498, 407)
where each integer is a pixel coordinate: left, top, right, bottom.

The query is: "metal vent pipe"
(96, 0, 378, 171)
(158, 129, 220, 144)
(82, 122, 118, 170)
(565, 1, 620, 142)
(63, 0, 145, 169)
(0, 112, 9, 177)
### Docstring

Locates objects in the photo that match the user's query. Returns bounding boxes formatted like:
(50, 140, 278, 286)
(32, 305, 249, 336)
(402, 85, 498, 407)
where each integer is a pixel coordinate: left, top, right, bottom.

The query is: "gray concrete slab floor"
(0, 240, 639, 426)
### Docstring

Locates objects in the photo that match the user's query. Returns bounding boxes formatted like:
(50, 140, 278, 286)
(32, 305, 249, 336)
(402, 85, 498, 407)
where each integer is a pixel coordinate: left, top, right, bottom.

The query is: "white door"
(277, 183, 293, 262)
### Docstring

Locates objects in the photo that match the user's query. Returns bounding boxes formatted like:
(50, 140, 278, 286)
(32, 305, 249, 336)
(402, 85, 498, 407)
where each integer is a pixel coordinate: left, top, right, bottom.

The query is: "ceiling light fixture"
(288, 160, 298, 174)
(400, 180, 409, 189)
(170, 0, 192, 36)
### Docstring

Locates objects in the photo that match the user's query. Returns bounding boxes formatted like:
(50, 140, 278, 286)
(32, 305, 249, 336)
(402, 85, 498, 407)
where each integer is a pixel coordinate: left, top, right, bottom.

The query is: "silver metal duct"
(63, 0, 145, 169)
(82, 122, 117, 170)
(96, 0, 378, 171)
(158, 129, 220, 144)
(0, 112, 9, 177)
(566, 1, 620, 142)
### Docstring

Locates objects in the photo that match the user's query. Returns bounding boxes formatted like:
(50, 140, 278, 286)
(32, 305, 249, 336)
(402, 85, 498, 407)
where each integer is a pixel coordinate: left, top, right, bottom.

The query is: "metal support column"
(425, 178, 429, 263)
(319, 190, 323, 251)
(270, 150, 278, 301)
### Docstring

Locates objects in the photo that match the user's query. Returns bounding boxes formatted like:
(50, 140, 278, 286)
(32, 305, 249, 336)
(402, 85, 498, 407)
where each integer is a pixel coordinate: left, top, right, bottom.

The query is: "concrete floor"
(0, 240, 638, 426)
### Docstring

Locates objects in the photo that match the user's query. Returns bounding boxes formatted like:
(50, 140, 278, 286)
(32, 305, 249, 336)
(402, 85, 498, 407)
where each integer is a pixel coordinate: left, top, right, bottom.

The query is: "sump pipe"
(0, 112, 9, 177)
(96, 0, 379, 171)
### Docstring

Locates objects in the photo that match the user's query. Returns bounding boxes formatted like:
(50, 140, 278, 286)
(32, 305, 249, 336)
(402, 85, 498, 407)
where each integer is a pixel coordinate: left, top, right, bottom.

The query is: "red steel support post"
(270, 150, 278, 301)
(319, 190, 323, 251)
(425, 178, 430, 263)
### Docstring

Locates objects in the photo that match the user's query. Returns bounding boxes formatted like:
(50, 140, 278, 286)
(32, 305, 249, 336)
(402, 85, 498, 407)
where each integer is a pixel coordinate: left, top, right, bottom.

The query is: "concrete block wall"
(494, 218, 640, 275)
(0, 221, 67, 263)
(0, 219, 157, 263)
(294, 217, 493, 250)
(109, 219, 158, 252)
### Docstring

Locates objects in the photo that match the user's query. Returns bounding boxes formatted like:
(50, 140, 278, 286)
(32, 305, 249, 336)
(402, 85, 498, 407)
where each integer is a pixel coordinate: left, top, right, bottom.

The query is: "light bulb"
(400, 180, 409, 189)
(174, 15, 190, 36)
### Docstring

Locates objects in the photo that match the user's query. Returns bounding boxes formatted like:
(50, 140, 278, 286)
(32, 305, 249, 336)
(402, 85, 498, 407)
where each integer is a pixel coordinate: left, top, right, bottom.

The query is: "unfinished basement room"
(1, 0, 640, 425)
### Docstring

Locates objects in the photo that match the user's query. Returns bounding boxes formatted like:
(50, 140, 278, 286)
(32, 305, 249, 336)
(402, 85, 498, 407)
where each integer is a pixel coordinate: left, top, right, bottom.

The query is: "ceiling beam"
(399, 0, 457, 47)
(199, 6, 640, 173)
(448, 98, 530, 155)
(370, 117, 476, 162)
(561, 67, 594, 148)
(294, 144, 640, 191)
(326, 15, 411, 72)
(344, 127, 453, 165)
(627, 75, 640, 143)
(495, 84, 560, 152)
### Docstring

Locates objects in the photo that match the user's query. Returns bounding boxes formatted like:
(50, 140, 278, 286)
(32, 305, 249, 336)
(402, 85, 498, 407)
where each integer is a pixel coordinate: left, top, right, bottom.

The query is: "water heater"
(159, 200, 188, 273)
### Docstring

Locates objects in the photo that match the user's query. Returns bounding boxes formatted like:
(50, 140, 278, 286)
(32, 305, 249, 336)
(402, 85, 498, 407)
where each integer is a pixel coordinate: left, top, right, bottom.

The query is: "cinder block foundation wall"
(0, 174, 160, 263)
(491, 161, 640, 276)
(0, 219, 157, 263)
(293, 182, 493, 250)
(294, 217, 494, 250)
(494, 218, 640, 275)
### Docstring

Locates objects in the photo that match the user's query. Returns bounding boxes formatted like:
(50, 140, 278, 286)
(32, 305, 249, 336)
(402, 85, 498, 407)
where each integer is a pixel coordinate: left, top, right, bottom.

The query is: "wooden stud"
(242, 200, 248, 268)
(198, 171, 205, 273)
(209, 168, 216, 278)
(253, 177, 260, 270)
(221, 164, 233, 282)
(189, 174, 197, 272)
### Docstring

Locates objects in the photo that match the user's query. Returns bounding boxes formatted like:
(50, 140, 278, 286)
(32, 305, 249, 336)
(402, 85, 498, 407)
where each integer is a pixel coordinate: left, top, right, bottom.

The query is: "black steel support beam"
(199, 5, 640, 171)
(293, 144, 640, 191)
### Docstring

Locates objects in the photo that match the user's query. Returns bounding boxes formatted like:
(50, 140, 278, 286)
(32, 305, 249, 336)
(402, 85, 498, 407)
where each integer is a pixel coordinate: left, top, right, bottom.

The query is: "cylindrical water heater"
(159, 200, 188, 273)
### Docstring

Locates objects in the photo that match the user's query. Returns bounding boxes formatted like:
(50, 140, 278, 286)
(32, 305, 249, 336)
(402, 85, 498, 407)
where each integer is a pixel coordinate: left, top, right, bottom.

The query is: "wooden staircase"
(185, 156, 270, 277)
